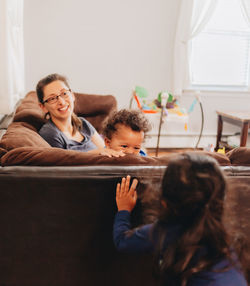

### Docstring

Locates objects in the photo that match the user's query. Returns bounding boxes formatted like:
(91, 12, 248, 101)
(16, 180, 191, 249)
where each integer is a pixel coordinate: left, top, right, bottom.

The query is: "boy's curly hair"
(103, 109, 151, 139)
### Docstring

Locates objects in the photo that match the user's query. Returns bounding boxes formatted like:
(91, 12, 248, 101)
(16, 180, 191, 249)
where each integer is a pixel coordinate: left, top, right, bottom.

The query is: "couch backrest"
(0, 166, 162, 286)
(0, 166, 249, 285)
(73, 92, 117, 132)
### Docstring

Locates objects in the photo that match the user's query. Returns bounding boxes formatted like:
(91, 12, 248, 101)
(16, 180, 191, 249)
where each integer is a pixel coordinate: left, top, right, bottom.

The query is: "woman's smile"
(58, 104, 69, 112)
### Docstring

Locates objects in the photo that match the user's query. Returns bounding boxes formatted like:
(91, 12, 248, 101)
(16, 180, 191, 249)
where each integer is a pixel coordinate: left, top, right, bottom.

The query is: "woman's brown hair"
(36, 73, 82, 135)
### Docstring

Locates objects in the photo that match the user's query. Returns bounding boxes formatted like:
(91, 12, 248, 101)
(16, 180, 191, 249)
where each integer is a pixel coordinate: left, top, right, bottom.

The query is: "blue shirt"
(113, 211, 247, 286)
(139, 149, 147, 156)
(39, 117, 97, 152)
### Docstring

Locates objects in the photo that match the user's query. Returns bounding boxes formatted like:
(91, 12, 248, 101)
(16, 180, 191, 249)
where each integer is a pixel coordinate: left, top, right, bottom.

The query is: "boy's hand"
(88, 148, 125, 157)
(116, 175, 138, 212)
(98, 148, 125, 157)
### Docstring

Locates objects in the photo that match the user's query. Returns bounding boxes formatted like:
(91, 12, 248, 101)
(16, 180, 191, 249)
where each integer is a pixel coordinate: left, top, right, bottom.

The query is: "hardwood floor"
(146, 147, 203, 157)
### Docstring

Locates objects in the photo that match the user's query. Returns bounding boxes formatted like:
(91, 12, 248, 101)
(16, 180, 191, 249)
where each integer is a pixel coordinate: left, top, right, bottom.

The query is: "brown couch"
(0, 92, 249, 286)
(0, 91, 231, 167)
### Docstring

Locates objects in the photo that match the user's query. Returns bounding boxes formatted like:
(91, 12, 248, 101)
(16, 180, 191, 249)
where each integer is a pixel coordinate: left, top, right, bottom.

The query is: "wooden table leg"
(240, 122, 249, 147)
(216, 115, 223, 150)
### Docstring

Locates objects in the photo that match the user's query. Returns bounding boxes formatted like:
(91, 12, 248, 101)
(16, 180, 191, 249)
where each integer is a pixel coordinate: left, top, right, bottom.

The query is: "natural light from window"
(190, 0, 250, 89)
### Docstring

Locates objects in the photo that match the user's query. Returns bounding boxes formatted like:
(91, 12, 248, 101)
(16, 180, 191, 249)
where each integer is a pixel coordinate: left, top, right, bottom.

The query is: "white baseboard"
(145, 134, 218, 149)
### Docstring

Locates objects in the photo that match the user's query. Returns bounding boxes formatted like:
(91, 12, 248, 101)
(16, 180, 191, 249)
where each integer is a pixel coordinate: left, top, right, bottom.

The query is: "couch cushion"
(73, 92, 117, 132)
(227, 147, 250, 165)
(188, 150, 231, 165)
(0, 122, 50, 151)
(156, 149, 230, 166)
(1, 147, 160, 166)
(0, 147, 7, 158)
(1, 147, 230, 167)
(13, 91, 46, 130)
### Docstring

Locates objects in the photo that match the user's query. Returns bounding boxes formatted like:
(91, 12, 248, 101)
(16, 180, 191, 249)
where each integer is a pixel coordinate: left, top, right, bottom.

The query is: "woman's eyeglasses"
(43, 89, 72, 105)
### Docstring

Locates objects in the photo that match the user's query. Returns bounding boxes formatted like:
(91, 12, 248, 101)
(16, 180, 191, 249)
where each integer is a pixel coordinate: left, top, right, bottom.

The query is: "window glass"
(190, 0, 250, 88)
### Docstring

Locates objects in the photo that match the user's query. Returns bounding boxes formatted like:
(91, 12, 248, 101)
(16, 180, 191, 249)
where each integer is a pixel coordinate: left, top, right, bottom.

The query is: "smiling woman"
(36, 73, 124, 157)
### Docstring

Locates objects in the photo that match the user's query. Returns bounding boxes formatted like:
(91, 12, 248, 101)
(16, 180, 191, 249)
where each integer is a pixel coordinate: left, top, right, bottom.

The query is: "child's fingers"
(120, 177, 126, 194)
(116, 183, 121, 198)
(129, 178, 138, 196)
(125, 175, 131, 193)
(134, 190, 137, 201)
(131, 178, 138, 190)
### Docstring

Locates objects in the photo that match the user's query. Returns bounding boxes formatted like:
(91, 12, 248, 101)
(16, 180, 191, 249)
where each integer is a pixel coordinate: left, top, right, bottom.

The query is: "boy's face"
(105, 124, 144, 155)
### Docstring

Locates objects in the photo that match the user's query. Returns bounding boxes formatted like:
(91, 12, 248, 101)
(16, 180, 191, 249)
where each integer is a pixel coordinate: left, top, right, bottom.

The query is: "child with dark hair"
(113, 153, 248, 286)
(103, 109, 151, 156)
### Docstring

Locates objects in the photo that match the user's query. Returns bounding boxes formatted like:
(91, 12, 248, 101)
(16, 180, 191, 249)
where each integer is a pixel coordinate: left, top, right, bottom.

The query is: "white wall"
(23, 0, 250, 148)
(24, 0, 180, 108)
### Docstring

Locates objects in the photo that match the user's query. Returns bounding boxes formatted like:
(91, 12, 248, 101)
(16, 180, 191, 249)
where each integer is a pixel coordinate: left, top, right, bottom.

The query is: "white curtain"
(240, 0, 250, 88)
(240, 0, 250, 23)
(0, 0, 24, 115)
(172, 0, 218, 96)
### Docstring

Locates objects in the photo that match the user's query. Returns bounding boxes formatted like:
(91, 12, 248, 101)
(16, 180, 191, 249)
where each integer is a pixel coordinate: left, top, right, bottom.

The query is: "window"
(190, 0, 250, 89)
(0, 0, 24, 114)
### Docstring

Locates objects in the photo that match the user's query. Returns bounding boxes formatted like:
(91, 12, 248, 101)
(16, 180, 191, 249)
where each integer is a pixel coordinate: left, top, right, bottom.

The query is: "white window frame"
(188, 0, 250, 92)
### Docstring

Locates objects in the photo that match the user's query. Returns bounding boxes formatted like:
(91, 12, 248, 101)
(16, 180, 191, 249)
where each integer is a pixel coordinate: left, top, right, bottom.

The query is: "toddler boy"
(103, 109, 151, 156)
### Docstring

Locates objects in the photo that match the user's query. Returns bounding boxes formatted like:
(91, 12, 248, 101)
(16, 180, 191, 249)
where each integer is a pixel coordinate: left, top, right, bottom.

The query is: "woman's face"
(40, 80, 75, 121)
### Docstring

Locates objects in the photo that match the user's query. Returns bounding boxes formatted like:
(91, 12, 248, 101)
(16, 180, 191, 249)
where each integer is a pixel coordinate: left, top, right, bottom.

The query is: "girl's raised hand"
(116, 175, 138, 212)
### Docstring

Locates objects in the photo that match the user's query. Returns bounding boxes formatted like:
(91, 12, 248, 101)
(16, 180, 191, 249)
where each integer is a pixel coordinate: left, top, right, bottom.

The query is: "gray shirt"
(39, 117, 97, 152)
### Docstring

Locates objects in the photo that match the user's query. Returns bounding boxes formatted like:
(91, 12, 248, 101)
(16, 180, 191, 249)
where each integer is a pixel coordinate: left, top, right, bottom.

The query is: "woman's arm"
(91, 131, 105, 149)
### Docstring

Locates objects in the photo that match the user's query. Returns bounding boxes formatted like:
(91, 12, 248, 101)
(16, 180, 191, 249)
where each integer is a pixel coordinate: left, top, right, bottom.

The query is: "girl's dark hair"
(103, 109, 151, 139)
(36, 73, 82, 135)
(153, 152, 247, 286)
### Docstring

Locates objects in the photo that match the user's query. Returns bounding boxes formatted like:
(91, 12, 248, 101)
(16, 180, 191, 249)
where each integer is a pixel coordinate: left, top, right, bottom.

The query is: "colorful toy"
(130, 86, 205, 152)
(131, 86, 158, 113)
(130, 87, 199, 131)
(130, 86, 204, 150)
(217, 147, 225, 154)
